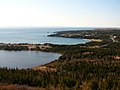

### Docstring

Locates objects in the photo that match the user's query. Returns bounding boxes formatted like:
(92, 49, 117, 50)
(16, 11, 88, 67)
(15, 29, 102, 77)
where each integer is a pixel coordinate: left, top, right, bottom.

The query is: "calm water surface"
(0, 28, 93, 44)
(0, 28, 93, 68)
(0, 50, 61, 69)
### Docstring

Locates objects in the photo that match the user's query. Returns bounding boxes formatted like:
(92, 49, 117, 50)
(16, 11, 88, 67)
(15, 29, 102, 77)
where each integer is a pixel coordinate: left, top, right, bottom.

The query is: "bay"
(0, 27, 93, 44)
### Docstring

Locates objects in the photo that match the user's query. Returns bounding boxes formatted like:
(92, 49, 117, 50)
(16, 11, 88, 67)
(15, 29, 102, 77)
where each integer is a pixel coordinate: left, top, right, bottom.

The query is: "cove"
(0, 50, 61, 69)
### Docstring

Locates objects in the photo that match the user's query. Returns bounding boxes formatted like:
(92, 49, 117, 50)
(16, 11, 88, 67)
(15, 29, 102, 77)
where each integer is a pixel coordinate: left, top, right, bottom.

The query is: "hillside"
(0, 29, 120, 90)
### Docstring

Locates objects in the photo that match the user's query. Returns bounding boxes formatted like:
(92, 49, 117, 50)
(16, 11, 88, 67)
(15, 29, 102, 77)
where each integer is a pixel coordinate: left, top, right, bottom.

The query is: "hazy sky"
(0, 0, 120, 27)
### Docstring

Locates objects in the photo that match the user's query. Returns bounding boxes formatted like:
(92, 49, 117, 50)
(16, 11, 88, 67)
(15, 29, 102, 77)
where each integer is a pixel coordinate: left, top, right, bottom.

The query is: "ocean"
(0, 27, 93, 44)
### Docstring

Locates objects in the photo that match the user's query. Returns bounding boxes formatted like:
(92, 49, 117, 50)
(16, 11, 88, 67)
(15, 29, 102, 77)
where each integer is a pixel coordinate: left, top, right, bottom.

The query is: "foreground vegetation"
(0, 59, 120, 90)
(0, 29, 120, 90)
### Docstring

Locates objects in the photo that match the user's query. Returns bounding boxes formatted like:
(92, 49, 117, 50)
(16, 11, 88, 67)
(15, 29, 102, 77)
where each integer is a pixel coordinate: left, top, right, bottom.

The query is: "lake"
(0, 50, 61, 69)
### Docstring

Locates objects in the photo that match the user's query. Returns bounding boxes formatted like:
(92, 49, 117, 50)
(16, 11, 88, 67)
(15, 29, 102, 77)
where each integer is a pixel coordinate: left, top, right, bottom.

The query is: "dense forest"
(0, 29, 120, 90)
(0, 59, 120, 90)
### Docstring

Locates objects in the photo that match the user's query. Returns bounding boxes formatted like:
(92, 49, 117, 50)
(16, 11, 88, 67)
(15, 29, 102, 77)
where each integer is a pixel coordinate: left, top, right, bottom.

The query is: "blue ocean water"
(0, 27, 93, 44)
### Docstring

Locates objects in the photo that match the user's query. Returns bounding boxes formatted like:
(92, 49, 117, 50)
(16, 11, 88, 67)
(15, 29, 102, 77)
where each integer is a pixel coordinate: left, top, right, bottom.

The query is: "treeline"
(0, 45, 28, 51)
(44, 41, 120, 61)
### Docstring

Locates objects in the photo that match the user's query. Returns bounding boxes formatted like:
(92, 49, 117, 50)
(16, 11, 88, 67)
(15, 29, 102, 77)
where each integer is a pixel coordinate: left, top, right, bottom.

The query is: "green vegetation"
(49, 29, 120, 42)
(0, 29, 120, 89)
(0, 60, 120, 89)
(0, 44, 28, 51)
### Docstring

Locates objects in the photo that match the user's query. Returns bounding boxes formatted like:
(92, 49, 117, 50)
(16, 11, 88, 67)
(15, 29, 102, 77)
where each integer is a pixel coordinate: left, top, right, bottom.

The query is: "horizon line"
(0, 26, 120, 29)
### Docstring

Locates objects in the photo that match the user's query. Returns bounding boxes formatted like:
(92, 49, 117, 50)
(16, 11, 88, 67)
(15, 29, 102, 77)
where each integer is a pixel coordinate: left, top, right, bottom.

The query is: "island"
(0, 28, 120, 90)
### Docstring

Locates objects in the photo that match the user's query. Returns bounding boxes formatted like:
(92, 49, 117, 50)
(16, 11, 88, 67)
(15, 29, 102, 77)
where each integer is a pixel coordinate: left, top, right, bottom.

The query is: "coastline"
(0, 37, 109, 70)
(0, 29, 120, 89)
(0, 29, 120, 70)
(0, 43, 62, 70)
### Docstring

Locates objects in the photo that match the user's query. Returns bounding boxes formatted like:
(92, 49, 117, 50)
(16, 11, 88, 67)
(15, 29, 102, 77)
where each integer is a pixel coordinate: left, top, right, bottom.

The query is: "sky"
(0, 0, 120, 28)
